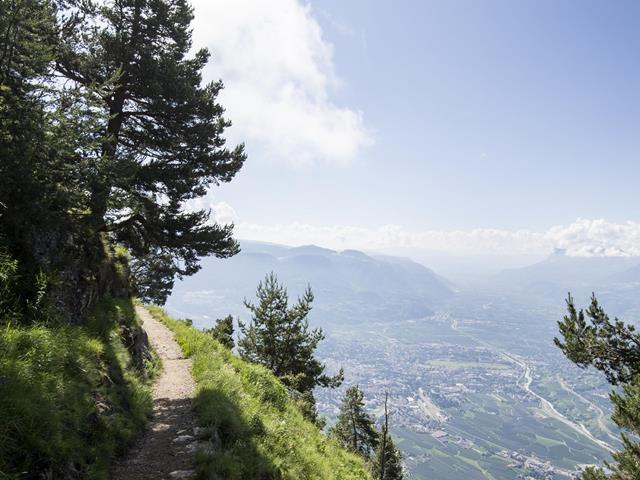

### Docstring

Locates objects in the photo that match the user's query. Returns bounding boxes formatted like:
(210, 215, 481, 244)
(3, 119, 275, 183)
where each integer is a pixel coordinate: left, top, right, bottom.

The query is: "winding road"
(448, 314, 614, 453)
(556, 375, 619, 445)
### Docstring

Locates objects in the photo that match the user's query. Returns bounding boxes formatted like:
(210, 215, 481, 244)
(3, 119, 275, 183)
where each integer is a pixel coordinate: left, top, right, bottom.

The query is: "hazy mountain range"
(167, 242, 640, 329)
(167, 241, 455, 328)
(494, 249, 639, 287)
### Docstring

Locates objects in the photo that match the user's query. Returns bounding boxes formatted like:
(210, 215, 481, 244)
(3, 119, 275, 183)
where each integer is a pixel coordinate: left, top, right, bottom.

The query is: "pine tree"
(555, 294, 640, 480)
(331, 385, 379, 459)
(0, 0, 58, 236)
(0, 0, 107, 322)
(372, 393, 404, 480)
(54, 0, 246, 303)
(207, 315, 234, 350)
(238, 273, 343, 413)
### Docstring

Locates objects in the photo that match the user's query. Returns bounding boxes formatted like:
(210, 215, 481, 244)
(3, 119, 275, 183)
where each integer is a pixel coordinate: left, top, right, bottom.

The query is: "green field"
(320, 307, 617, 480)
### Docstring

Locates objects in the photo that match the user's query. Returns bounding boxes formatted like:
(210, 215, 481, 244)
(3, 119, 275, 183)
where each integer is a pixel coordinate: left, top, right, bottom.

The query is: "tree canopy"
(55, 0, 246, 303)
(206, 315, 235, 350)
(238, 273, 343, 420)
(372, 393, 403, 480)
(1, 0, 245, 322)
(331, 385, 380, 459)
(555, 294, 640, 480)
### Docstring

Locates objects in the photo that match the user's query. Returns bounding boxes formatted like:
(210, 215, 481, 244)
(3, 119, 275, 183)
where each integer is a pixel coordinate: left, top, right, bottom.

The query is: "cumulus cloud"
(209, 201, 239, 226)
(233, 219, 640, 257)
(190, 0, 372, 165)
(545, 219, 640, 257)
(185, 196, 238, 227)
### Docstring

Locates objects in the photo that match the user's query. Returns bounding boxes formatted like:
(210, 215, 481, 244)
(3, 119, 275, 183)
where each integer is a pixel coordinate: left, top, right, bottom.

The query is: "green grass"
(0, 298, 156, 479)
(148, 306, 371, 480)
(534, 434, 565, 448)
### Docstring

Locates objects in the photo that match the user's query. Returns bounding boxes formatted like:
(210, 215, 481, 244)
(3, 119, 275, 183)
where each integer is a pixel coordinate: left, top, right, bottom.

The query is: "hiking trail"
(112, 306, 198, 480)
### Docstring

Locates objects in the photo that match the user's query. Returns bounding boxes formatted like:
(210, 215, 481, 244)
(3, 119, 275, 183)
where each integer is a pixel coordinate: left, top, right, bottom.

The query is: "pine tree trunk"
(379, 392, 389, 480)
(349, 404, 359, 452)
(90, 84, 127, 230)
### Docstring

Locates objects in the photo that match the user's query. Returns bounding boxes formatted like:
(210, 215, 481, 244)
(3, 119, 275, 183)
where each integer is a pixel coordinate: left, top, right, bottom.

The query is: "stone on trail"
(168, 470, 196, 479)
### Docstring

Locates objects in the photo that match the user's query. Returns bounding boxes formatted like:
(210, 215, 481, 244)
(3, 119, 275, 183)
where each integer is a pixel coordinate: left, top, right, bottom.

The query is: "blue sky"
(189, 0, 640, 256)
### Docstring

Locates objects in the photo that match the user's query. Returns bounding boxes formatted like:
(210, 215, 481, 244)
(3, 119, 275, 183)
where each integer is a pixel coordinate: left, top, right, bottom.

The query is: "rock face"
(172, 434, 194, 444)
(123, 325, 153, 370)
(18, 223, 131, 324)
(10, 206, 142, 327)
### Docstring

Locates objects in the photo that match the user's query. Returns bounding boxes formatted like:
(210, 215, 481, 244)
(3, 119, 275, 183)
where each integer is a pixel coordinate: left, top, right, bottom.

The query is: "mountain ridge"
(167, 241, 455, 328)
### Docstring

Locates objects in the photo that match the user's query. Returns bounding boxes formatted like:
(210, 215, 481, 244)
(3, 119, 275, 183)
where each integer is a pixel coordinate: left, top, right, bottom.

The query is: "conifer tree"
(238, 273, 343, 413)
(331, 385, 379, 459)
(555, 294, 640, 480)
(207, 315, 234, 350)
(0, 0, 107, 322)
(0, 0, 58, 237)
(54, 0, 246, 303)
(372, 393, 404, 480)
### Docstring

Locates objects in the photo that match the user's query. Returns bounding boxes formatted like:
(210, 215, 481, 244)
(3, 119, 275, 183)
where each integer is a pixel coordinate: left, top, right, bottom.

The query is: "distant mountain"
(166, 241, 454, 329)
(605, 263, 640, 285)
(495, 250, 639, 287)
(490, 251, 640, 322)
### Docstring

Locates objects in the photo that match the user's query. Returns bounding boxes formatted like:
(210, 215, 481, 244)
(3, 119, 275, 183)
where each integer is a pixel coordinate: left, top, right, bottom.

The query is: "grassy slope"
(147, 306, 371, 480)
(0, 298, 156, 480)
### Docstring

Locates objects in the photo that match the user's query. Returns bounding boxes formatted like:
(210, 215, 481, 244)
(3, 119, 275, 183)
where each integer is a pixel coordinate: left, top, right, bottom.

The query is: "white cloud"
(191, 0, 372, 165)
(545, 219, 640, 257)
(184, 196, 238, 226)
(210, 201, 239, 226)
(233, 219, 640, 257)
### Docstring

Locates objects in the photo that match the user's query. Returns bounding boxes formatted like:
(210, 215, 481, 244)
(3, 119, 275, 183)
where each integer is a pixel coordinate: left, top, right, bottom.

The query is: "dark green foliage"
(238, 273, 343, 420)
(1, 0, 121, 323)
(129, 252, 179, 307)
(371, 394, 403, 480)
(331, 385, 380, 459)
(1, 0, 245, 321)
(0, 246, 20, 323)
(206, 314, 235, 349)
(555, 294, 640, 479)
(0, 0, 239, 476)
(1, 0, 76, 321)
(372, 436, 403, 480)
(0, 0, 56, 88)
(555, 294, 640, 384)
(54, 0, 246, 304)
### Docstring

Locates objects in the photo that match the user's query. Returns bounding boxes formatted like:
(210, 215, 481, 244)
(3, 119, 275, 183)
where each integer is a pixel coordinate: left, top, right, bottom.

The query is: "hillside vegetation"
(0, 296, 158, 479)
(147, 306, 371, 480)
(1, 0, 244, 476)
(1, 1, 383, 478)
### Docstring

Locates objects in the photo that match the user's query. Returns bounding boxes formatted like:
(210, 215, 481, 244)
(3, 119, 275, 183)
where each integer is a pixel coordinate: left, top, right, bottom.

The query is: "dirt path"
(112, 306, 197, 480)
